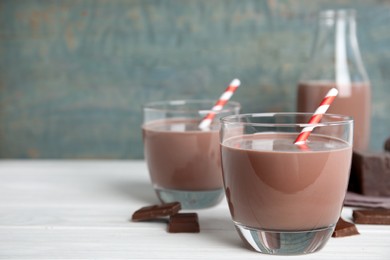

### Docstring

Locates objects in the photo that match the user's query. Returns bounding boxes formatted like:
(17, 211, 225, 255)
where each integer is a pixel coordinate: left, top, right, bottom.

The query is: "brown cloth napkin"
(344, 192, 390, 209)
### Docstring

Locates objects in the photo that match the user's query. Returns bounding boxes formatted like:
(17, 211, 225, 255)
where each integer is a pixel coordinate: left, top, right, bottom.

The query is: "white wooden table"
(0, 160, 389, 259)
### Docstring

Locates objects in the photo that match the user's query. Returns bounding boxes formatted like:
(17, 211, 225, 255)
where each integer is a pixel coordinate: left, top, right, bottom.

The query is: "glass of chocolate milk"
(143, 100, 240, 209)
(220, 113, 353, 255)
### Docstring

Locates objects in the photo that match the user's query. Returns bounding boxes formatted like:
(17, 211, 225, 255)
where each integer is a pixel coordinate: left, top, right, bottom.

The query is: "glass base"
(235, 223, 335, 255)
(155, 187, 224, 209)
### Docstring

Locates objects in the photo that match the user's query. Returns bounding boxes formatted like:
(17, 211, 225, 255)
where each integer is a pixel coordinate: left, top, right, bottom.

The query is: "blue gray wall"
(0, 0, 389, 159)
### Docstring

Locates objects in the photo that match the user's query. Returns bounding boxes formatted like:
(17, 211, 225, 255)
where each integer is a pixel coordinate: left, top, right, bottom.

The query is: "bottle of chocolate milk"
(297, 9, 371, 151)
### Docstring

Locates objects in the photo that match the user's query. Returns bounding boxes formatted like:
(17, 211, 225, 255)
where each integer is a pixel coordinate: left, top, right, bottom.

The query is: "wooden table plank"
(0, 161, 389, 259)
(0, 225, 389, 259)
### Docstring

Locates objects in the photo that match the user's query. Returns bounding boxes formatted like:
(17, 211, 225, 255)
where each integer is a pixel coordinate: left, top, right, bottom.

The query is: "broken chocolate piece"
(385, 137, 390, 152)
(344, 192, 390, 209)
(353, 209, 390, 225)
(332, 217, 359, 237)
(168, 213, 200, 233)
(132, 202, 181, 221)
(348, 151, 390, 196)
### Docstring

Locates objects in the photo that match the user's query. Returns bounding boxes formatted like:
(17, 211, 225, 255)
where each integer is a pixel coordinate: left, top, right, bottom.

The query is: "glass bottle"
(297, 9, 371, 151)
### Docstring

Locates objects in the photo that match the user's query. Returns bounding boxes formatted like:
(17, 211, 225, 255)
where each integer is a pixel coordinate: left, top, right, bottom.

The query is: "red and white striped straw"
(198, 79, 241, 130)
(294, 88, 339, 145)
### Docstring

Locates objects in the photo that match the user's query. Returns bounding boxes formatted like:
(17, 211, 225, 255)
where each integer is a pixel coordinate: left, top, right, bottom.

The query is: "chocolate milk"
(143, 119, 223, 191)
(221, 133, 352, 231)
(297, 81, 371, 151)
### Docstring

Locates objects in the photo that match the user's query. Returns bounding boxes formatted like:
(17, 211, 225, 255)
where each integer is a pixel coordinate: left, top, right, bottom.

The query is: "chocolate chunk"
(132, 202, 181, 221)
(385, 137, 390, 152)
(348, 151, 390, 196)
(332, 217, 359, 237)
(168, 213, 200, 233)
(353, 209, 390, 225)
(344, 192, 390, 209)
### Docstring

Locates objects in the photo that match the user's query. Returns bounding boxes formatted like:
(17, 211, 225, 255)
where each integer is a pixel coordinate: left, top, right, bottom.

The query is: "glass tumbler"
(220, 113, 353, 255)
(143, 100, 240, 209)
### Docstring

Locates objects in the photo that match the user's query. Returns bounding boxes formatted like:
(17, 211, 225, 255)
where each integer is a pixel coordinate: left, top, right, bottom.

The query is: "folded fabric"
(344, 192, 390, 209)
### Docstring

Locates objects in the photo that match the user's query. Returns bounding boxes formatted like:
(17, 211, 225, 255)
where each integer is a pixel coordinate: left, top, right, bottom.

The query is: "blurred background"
(0, 0, 389, 159)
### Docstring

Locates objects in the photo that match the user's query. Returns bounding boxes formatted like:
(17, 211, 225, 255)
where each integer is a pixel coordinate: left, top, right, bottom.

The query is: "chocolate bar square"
(168, 213, 200, 233)
(332, 217, 359, 237)
(132, 202, 181, 221)
(353, 209, 390, 225)
(348, 151, 390, 196)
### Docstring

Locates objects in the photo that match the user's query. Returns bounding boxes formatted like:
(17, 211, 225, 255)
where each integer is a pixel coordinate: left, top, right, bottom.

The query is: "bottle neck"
(302, 9, 369, 89)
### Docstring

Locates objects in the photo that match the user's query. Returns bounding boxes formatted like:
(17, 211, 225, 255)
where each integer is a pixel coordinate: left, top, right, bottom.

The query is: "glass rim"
(220, 112, 353, 128)
(143, 99, 241, 113)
